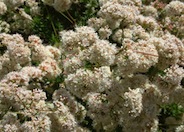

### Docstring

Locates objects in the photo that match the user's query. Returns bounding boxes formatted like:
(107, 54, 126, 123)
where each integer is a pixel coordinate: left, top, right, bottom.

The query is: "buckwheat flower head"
(26, 0, 38, 7)
(84, 92, 117, 131)
(0, 82, 47, 115)
(141, 5, 158, 18)
(31, 44, 54, 62)
(53, 88, 87, 122)
(11, 13, 32, 34)
(28, 35, 55, 62)
(176, 125, 184, 132)
(123, 24, 150, 41)
(98, 0, 109, 6)
(98, 2, 139, 29)
(65, 68, 96, 98)
(152, 34, 183, 69)
(75, 26, 99, 47)
(116, 40, 158, 75)
(112, 29, 123, 44)
(0, 112, 19, 130)
(53, 0, 72, 12)
(50, 101, 77, 131)
(1, 71, 29, 86)
(98, 26, 112, 39)
(0, 33, 25, 46)
(0, 52, 11, 79)
(136, 15, 159, 31)
(142, 83, 160, 117)
(42, 0, 54, 6)
(0, 2, 7, 15)
(7, 42, 31, 66)
(121, 83, 160, 132)
(20, 115, 51, 132)
(65, 66, 112, 98)
(164, 1, 184, 16)
(87, 17, 107, 31)
(85, 40, 117, 66)
(22, 89, 47, 115)
(178, 14, 184, 37)
(46, 45, 61, 60)
(61, 26, 98, 54)
(124, 88, 143, 117)
(4, 0, 24, 8)
(20, 66, 43, 80)
(28, 35, 43, 46)
(0, 20, 10, 33)
(159, 65, 184, 86)
(38, 58, 61, 79)
(30, 5, 40, 16)
(18, 9, 32, 21)
(84, 92, 108, 112)
(62, 56, 82, 74)
(60, 30, 80, 53)
(3, 124, 18, 132)
(93, 66, 112, 91)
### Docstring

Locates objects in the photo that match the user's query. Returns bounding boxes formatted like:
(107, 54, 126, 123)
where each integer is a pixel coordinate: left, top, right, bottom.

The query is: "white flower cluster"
(42, 0, 79, 12)
(0, 34, 61, 79)
(162, 1, 184, 38)
(0, 1, 7, 15)
(58, 0, 184, 131)
(116, 39, 158, 75)
(0, 0, 184, 132)
(0, 20, 10, 33)
(0, 0, 40, 34)
(65, 66, 112, 98)
(97, 1, 139, 29)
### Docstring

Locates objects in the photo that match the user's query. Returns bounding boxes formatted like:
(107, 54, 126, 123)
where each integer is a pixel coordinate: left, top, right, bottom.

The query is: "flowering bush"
(0, 0, 184, 131)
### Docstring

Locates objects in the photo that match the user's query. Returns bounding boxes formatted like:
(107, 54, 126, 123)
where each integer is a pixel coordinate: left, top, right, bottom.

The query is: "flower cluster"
(42, 0, 79, 12)
(162, 1, 184, 38)
(0, 0, 184, 132)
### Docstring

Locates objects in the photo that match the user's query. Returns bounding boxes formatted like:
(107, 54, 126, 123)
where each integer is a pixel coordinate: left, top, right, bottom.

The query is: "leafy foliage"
(31, 1, 64, 45)
(84, 60, 96, 70)
(158, 103, 184, 132)
(43, 74, 65, 101)
(146, 66, 166, 80)
(31, 0, 100, 45)
(68, 0, 100, 26)
(160, 103, 184, 120)
(0, 45, 7, 55)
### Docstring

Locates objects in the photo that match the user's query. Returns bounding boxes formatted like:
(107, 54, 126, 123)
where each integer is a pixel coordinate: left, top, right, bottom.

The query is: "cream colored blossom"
(116, 40, 158, 75)
(0, 2, 7, 15)
(38, 58, 61, 79)
(159, 65, 184, 86)
(136, 15, 159, 31)
(65, 66, 112, 98)
(98, 2, 139, 29)
(62, 56, 82, 74)
(88, 17, 107, 31)
(141, 5, 158, 18)
(124, 88, 143, 117)
(98, 26, 112, 39)
(84, 40, 117, 66)
(61, 26, 99, 54)
(164, 1, 184, 16)
(53, 0, 72, 12)
(3, 0, 24, 8)
(0, 20, 10, 33)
